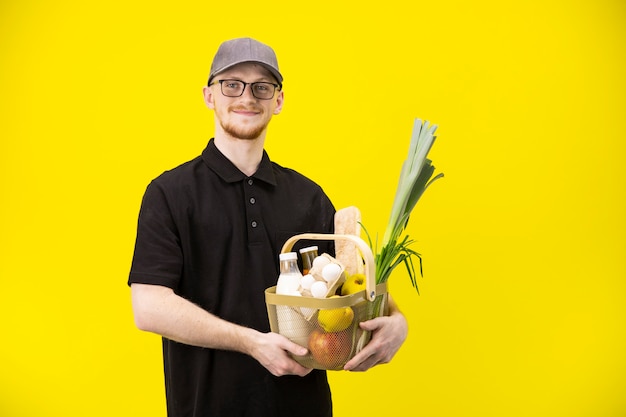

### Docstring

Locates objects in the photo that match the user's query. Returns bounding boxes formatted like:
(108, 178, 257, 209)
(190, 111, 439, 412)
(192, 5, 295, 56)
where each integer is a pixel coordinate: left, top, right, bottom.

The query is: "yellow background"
(1, 1, 624, 416)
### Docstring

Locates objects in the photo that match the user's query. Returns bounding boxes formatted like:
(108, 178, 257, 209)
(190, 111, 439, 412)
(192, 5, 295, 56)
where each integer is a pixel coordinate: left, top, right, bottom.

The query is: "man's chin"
(222, 123, 267, 140)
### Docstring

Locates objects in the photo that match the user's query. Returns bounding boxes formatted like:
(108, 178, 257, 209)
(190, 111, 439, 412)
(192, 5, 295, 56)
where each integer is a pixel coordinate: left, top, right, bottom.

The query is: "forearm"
(131, 283, 312, 376)
(131, 283, 259, 354)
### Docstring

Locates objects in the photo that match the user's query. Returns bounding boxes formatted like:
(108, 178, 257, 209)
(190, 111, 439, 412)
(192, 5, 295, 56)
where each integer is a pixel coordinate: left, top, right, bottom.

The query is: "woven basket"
(265, 233, 388, 370)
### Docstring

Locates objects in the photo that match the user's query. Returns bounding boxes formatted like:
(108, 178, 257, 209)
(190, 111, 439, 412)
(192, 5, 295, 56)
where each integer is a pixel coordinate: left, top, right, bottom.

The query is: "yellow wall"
(1, 1, 624, 416)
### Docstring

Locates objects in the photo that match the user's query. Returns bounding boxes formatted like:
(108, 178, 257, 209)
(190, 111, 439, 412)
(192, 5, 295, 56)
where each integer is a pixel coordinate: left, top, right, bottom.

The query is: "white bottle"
(276, 252, 303, 295)
(275, 252, 310, 347)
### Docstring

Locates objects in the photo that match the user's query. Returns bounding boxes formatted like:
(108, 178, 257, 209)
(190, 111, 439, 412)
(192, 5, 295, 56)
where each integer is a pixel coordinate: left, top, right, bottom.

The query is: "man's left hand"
(342, 310, 408, 372)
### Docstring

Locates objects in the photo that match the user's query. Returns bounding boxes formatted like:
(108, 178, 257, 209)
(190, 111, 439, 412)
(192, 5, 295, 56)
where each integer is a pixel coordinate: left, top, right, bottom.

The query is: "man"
(129, 37, 408, 417)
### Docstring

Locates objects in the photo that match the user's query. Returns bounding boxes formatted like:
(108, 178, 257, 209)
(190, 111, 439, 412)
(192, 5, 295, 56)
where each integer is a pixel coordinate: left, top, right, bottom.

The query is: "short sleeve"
(128, 180, 183, 289)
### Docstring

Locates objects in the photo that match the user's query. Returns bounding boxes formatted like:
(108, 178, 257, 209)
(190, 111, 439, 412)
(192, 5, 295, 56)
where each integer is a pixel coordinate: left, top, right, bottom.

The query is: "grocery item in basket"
(275, 252, 310, 345)
(276, 304, 311, 348)
(305, 253, 346, 297)
(312, 255, 330, 270)
(276, 252, 303, 295)
(308, 328, 352, 369)
(334, 206, 363, 276)
(340, 273, 367, 296)
(310, 281, 328, 298)
(299, 246, 318, 275)
(317, 298, 354, 332)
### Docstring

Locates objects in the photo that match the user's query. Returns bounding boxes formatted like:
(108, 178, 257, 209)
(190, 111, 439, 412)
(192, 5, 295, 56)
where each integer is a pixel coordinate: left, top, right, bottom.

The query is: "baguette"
(334, 206, 363, 276)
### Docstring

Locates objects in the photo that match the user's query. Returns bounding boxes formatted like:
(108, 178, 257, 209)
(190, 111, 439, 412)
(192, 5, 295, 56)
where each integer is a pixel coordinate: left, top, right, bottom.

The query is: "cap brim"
(209, 60, 283, 86)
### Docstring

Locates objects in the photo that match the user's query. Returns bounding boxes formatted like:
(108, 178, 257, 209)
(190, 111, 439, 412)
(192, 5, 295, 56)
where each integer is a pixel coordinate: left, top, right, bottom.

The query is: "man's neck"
(213, 134, 265, 177)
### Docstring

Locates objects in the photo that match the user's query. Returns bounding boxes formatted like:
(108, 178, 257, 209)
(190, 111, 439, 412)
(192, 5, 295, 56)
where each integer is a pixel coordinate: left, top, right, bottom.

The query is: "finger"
(343, 347, 374, 371)
(359, 317, 383, 331)
(273, 333, 308, 356)
(284, 341, 308, 357)
(269, 354, 313, 377)
(350, 356, 379, 372)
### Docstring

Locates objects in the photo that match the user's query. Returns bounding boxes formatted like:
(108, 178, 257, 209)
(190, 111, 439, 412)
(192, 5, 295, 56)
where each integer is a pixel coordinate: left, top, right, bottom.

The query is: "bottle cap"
(299, 246, 318, 254)
(279, 252, 298, 261)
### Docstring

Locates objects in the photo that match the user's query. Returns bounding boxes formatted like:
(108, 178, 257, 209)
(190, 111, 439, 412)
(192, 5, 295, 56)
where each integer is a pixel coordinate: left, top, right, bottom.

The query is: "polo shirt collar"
(202, 139, 277, 186)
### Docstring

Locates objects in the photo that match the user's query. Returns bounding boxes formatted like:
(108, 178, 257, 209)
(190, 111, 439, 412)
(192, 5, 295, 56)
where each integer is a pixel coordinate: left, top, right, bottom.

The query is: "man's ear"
(273, 90, 284, 115)
(202, 86, 215, 109)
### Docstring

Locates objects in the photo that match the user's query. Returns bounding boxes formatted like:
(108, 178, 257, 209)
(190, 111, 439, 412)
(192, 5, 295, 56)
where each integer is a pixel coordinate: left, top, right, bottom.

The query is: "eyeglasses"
(210, 79, 280, 100)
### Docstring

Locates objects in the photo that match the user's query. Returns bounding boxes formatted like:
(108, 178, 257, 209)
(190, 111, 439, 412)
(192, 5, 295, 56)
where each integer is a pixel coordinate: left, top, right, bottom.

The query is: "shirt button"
(248, 179, 254, 185)
(251, 221, 258, 228)
(249, 197, 256, 204)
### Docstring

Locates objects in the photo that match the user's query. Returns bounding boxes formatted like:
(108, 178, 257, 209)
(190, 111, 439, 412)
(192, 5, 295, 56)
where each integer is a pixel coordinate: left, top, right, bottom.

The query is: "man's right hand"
(249, 331, 313, 377)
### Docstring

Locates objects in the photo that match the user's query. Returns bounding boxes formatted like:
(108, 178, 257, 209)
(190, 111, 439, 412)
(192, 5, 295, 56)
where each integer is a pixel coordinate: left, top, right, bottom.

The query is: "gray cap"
(208, 38, 283, 86)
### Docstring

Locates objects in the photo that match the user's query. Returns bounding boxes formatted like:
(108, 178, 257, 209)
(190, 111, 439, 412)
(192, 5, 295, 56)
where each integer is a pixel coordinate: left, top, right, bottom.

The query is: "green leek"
(364, 118, 443, 294)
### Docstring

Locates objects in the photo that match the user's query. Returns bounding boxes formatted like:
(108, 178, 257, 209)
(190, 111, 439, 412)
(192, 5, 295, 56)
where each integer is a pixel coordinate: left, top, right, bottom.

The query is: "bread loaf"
(334, 206, 364, 276)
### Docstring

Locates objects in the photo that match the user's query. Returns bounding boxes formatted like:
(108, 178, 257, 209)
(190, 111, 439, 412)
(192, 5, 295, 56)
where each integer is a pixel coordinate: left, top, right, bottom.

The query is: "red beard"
(220, 106, 268, 140)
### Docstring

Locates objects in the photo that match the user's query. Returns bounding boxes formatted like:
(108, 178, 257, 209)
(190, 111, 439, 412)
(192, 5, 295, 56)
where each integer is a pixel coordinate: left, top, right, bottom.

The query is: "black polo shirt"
(129, 139, 336, 417)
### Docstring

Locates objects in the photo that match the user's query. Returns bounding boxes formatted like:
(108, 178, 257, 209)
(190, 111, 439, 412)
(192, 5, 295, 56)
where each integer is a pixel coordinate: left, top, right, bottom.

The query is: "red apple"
(308, 328, 352, 369)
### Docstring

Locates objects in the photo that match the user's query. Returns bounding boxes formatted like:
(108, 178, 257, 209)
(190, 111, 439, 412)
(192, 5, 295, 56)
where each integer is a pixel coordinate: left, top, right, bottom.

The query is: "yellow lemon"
(317, 300, 354, 332)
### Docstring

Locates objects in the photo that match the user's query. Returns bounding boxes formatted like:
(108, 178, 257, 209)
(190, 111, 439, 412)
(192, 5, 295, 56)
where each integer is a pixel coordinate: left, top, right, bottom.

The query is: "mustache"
(230, 105, 263, 113)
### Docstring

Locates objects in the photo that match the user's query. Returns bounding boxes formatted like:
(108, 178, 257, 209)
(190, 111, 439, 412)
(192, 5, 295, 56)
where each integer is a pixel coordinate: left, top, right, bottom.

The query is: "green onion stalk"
(363, 118, 443, 320)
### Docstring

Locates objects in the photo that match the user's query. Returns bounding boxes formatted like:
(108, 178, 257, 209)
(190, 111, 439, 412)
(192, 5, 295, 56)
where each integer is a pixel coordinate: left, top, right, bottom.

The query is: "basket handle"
(280, 233, 378, 302)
